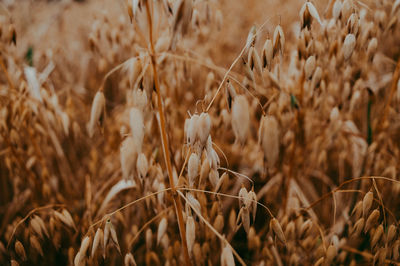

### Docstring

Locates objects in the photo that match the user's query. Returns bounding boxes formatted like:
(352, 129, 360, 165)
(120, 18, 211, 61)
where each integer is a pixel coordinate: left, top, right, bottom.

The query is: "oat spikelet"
(221, 245, 235, 266)
(351, 217, 365, 237)
(186, 215, 195, 255)
(188, 153, 200, 188)
(121, 137, 138, 180)
(362, 191, 373, 217)
(157, 217, 167, 245)
(30, 235, 43, 257)
(124, 252, 137, 266)
(259, 115, 280, 168)
(325, 244, 337, 265)
(92, 228, 103, 258)
(198, 112, 211, 146)
(304, 55, 316, 80)
(136, 153, 148, 179)
(273, 25, 285, 57)
(300, 2, 322, 29)
(270, 218, 286, 245)
(88, 91, 105, 138)
(248, 190, 257, 221)
(342, 34, 356, 60)
(129, 107, 144, 151)
(15, 240, 26, 261)
(371, 224, 383, 248)
(364, 209, 380, 233)
(262, 38, 273, 70)
(387, 224, 397, 243)
(231, 95, 250, 143)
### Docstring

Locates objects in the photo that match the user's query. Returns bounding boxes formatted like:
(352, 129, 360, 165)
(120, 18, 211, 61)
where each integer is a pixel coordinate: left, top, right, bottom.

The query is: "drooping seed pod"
(109, 222, 121, 254)
(364, 209, 380, 233)
(248, 190, 258, 221)
(88, 91, 105, 138)
(221, 245, 235, 266)
(145, 228, 152, 250)
(54, 210, 76, 230)
(186, 114, 199, 146)
(304, 55, 316, 80)
(285, 221, 296, 240)
(92, 228, 103, 258)
(15, 240, 26, 261)
(392, 0, 400, 17)
(270, 218, 286, 244)
(371, 224, 383, 248)
(187, 192, 201, 214)
(342, 33, 356, 60)
(30, 235, 43, 257)
(186, 215, 195, 255)
(208, 168, 219, 188)
(246, 25, 257, 48)
(300, 1, 322, 29)
(188, 153, 200, 188)
(273, 25, 285, 57)
(341, 0, 353, 21)
(311, 66, 322, 89)
(262, 38, 273, 70)
(362, 191, 373, 217)
(366, 38, 377, 62)
(238, 186, 249, 208)
(325, 244, 337, 265)
(213, 214, 224, 233)
(248, 45, 263, 76)
(347, 13, 359, 35)
(79, 235, 91, 259)
(136, 153, 148, 179)
(215, 171, 228, 192)
(121, 137, 138, 180)
(332, 0, 342, 21)
(157, 218, 167, 246)
(104, 220, 111, 257)
(30, 217, 44, 239)
(259, 115, 280, 168)
(33, 216, 49, 238)
(132, 88, 147, 111)
(197, 112, 211, 146)
(129, 107, 144, 152)
(387, 224, 397, 243)
(351, 218, 365, 237)
(124, 252, 137, 266)
(231, 95, 250, 144)
(240, 207, 250, 234)
(393, 240, 400, 260)
(299, 219, 313, 239)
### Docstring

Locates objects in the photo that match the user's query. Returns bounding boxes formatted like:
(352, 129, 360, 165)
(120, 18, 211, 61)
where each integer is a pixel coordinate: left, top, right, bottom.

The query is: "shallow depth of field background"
(1, 0, 400, 265)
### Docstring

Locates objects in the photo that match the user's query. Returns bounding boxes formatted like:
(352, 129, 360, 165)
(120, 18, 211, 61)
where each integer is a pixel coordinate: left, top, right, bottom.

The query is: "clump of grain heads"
(2, 0, 400, 265)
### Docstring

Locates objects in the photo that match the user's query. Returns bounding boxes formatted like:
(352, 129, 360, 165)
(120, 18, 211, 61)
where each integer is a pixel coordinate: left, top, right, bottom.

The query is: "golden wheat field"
(1, 0, 400, 265)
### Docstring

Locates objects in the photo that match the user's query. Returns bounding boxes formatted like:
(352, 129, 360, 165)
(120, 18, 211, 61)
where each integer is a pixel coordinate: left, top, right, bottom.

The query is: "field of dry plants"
(1, 0, 400, 265)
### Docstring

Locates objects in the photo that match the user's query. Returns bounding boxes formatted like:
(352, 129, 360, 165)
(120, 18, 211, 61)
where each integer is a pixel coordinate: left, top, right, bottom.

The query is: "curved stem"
(144, 2, 191, 265)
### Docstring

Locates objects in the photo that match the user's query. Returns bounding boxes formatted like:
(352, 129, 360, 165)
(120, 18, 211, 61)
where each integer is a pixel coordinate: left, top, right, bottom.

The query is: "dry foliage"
(1, 0, 400, 265)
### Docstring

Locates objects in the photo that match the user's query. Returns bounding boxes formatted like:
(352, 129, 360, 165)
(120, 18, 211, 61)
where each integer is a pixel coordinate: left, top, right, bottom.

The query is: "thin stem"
(7, 204, 65, 248)
(205, 15, 274, 112)
(129, 206, 172, 249)
(89, 188, 172, 230)
(178, 187, 274, 218)
(144, 2, 191, 265)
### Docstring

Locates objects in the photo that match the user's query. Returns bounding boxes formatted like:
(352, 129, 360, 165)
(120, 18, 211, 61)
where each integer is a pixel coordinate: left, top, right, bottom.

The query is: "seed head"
(231, 95, 250, 144)
(270, 218, 286, 244)
(343, 33, 356, 60)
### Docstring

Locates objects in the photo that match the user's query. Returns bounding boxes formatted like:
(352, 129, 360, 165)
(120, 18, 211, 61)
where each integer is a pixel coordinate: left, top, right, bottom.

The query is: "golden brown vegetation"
(1, 0, 400, 265)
